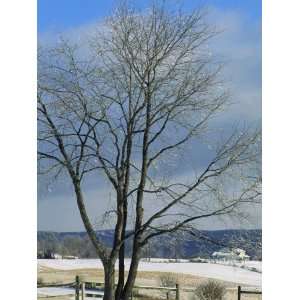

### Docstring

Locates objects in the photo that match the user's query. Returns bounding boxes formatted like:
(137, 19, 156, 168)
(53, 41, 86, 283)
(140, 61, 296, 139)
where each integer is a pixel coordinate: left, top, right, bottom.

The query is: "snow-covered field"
(38, 258, 261, 287)
(142, 258, 262, 273)
(38, 287, 75, 297)
(37, 287, 104, 297)
(206, 260, 262, 273)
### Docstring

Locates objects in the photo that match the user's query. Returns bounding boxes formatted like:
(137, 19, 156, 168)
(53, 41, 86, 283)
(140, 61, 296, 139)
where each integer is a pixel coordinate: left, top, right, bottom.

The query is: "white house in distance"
(53, 254, 79, 259)
(62, 255, 79, 259)
(212, 248, 250, 261)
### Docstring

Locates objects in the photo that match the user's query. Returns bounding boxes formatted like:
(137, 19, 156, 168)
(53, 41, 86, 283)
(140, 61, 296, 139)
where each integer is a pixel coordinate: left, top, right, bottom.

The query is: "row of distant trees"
(37, 236, 98, 258)
(37, 235, 180, 259)
(37, 230, 261, 260)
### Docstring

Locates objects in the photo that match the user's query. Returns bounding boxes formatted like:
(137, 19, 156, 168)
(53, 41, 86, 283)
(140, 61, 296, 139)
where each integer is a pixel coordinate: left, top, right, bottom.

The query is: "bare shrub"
(159, 274, 177, 287)
(194, 281, 226, 300)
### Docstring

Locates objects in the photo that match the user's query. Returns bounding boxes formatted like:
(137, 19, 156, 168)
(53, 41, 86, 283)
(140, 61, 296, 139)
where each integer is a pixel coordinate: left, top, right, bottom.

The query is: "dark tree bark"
(103, 263, 116, 300)
(122, 240, 142, 300)
(115, 201, 127, 300)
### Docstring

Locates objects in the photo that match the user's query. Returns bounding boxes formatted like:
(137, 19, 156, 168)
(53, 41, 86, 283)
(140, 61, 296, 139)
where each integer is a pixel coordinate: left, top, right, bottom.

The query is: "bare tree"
(38, 2, 261, 300)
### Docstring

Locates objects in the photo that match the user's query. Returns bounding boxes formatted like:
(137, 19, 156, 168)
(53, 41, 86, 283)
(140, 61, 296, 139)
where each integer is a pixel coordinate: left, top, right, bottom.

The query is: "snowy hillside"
(38, 258, 261, 287)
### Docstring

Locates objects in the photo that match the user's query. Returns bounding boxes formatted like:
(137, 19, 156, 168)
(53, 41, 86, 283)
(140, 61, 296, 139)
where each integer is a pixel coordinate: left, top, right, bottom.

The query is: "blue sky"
(38, 0, 261, 33)
(38, 0, 261, 232)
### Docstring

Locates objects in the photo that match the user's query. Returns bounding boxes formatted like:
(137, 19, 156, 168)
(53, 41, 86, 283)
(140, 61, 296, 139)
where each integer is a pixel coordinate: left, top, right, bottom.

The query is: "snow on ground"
(141, 258, 190, 263)
(38, 259, 261, 287)
(243, 261, 262, 272)
(205, 260, 262, 273)
(38, 287, 103, 299)
(38, 287, 75, 296)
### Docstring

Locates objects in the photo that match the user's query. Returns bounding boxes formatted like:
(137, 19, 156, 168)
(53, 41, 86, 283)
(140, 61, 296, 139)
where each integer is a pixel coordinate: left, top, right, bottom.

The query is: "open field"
(38, 259, 261, 300)
(38, 259, 261, 287)
(38, 265, 234, 288)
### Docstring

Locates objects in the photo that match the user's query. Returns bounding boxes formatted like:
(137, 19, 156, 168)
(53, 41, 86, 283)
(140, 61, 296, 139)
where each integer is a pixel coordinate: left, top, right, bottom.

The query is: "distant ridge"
(38, 229, 261, 260)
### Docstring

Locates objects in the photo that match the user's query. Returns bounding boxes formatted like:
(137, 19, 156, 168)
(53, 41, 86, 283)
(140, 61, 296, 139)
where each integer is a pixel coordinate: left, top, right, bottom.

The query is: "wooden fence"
(237, 286, 262, 300)
(75, 276, 183, 300)
(38, 276, 262, 300)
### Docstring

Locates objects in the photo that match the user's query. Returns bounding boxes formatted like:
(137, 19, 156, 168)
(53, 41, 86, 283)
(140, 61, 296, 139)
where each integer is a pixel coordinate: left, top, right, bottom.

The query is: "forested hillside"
(37, 229, 261, 260)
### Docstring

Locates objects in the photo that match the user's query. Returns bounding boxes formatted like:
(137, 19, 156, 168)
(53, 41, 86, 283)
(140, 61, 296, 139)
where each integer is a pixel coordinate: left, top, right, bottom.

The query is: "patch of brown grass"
(37, 265, 261, 300)
(38, 265, 240, 287)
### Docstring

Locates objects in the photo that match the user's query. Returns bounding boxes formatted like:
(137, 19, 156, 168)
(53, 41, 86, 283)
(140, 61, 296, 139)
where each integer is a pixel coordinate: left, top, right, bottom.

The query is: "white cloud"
(207, 7, 261, 122)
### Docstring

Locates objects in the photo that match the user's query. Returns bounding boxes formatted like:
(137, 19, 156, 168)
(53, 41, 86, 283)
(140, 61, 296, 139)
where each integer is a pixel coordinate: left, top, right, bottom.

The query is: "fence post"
(75, 275, 80, 300)
(176, 284, 180, 300)
(237, 286, 241, 300)
(81, 281, 85, 300)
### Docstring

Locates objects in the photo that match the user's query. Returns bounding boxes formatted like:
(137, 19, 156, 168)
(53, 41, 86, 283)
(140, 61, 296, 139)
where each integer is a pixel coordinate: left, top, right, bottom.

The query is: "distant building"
(212, 248, 250, 261)
(62, 255, 79, 259)
(53, 253, 62, 259)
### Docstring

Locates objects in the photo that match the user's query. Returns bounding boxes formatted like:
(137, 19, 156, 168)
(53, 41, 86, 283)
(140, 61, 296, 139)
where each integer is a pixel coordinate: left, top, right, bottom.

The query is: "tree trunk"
(115, 244, 125, 300)
(115, 198, 127, 300)
(121, 242, 141, 300)
(103, 263, 116, 300)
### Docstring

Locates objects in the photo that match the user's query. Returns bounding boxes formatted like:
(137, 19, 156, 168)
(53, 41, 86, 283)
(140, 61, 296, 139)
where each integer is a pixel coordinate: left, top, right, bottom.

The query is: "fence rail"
(38, 282, 76, 288)
(237, 286, 262, 300)
(38, 276, 262, 300)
